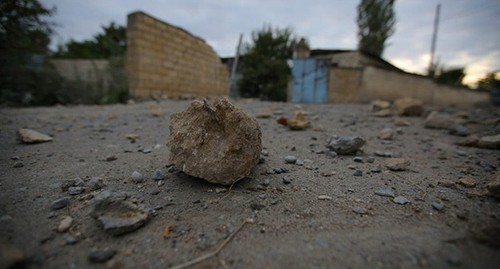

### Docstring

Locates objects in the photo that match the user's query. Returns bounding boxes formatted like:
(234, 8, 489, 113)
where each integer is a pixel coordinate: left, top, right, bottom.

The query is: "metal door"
(291, 58, 329, 103)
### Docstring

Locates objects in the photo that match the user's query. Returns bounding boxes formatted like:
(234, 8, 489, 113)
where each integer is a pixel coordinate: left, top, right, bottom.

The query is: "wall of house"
(328, 67, 363, 103)
(360, 67, 489, 107)
(328, 66, 489, 107)
(126, 11, 229, 98)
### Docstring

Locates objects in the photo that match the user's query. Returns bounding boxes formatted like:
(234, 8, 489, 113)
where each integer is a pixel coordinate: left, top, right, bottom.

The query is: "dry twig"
(170, 218, 254, 269)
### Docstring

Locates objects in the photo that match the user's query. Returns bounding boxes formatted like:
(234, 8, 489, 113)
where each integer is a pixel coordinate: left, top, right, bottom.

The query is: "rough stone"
(394, 98, 423, 116)
(326, 135, 366, 155)
(384, 158, 410, 171)
(458, 176, 477, 188)
(378, 128, 395, 140)
(353, 170, 363, 176)
(90, 191, 150, 236)
(287, 111, 310, 130)
(487, 172, 500, 198)
(17, 128, 53, 144)
(168, 98, 262, 185)
(424, 111, 456, 129)
(477, 134, 500, 149)
(88, 250, 117, 264)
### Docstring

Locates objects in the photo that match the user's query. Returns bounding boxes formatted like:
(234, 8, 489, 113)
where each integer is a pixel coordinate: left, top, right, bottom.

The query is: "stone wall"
(126, 11, 229, 97)
(329, 66, 489, 107)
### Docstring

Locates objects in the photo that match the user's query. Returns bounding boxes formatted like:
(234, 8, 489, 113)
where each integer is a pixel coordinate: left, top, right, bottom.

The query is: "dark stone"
(326, 136, 366, 155)
(90, 191, 150, 236)
(50, 197, 70, 210)
(353, 170, 363, 176)
(88, 250, 117, 263)
(282, 176, 292, 184)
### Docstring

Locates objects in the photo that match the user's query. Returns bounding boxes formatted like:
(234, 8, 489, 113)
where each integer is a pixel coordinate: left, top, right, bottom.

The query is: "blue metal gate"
(291, 58, 329, 103)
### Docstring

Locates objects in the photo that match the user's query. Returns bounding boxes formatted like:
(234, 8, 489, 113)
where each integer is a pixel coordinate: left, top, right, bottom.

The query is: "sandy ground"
(0, 98, 499, 269)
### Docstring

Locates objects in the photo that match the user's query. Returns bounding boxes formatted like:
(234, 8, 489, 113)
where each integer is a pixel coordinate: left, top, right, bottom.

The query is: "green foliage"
(53, 22, 126, 59)
(0, 0, 62, 105)
(238, 25, 297, 101)
(357, 0, 396, 57)
(434, 67, 466, 87)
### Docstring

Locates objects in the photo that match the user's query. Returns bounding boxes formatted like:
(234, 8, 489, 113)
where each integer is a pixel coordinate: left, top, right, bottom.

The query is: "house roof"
(310, 49, 406, 73)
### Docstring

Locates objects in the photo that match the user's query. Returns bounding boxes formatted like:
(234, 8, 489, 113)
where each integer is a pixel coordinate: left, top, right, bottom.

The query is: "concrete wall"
(126, 11, 229, 97)
(51, 59, 109, 83)
(328, 66, 489, 107)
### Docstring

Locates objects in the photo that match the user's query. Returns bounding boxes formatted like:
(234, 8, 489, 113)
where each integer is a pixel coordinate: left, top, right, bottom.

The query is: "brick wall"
(126, 11, 229, 97)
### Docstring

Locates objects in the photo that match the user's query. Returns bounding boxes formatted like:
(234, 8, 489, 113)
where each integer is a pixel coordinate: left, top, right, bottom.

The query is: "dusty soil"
(0, 99, 499, 269)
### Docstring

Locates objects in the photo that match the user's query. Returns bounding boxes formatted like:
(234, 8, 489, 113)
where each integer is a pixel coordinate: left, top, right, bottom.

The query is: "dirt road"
(0, 99, 499, 269)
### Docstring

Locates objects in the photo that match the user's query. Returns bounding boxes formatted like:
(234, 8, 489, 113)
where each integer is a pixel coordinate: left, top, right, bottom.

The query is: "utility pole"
(428, 3, 441, 76)
(229, 34, 243, 97)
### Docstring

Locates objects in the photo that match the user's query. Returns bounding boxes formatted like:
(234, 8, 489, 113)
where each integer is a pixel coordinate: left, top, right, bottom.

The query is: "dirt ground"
(1, 98, 499, 269)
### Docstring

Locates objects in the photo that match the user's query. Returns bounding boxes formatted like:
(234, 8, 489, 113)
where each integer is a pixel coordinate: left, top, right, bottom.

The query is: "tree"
(357, 0, 396, 57)
(434, 67, 466, 87)
(477, 72, 500, 90)
(0, 0, 60, 105)
(53, 22, 126, 59)
(238, 25, 297, 101)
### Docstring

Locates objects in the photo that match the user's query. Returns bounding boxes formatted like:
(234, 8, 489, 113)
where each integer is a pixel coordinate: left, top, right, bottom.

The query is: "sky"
(41, 0, 500, 87)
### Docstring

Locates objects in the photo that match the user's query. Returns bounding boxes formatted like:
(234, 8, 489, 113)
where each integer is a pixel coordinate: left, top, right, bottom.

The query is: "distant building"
(289, 47, 488, 107)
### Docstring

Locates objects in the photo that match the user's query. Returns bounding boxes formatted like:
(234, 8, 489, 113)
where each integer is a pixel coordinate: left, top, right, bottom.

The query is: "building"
(289, 47, 489, 107)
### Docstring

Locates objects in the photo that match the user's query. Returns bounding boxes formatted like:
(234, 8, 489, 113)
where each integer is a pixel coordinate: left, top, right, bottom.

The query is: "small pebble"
(104, 155, 117, 161)
(88, 177, 105, 191)
(68, 186, 85, 195)
(282, 176, 292, 184)
(296, 159, 304, 166)
(58, 216, 73, 233)
(352, 207, 368, 215)
(261, 150, 269, 156)
(13, 162, 24, 168)
(393, 196, 410, 205)
(50, 197, 70, 210)
(152, 170, 166, 181)
(131, 171, 144, 183)
(88, 250, 117, 264)
(353, 157, 363, 163)
(318, 195, 332, 200)
(374, 188, 395, 198)
(432, 201, 444, 211)
(284, 155, 297, 164)
(366, 157, 375, 163)
(353, 170, 363, 176)
(63, 233, 78, 245)
(11, 156, 21, 160)
(326, 151, 338, 158)
(142, 148, 152, 154)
